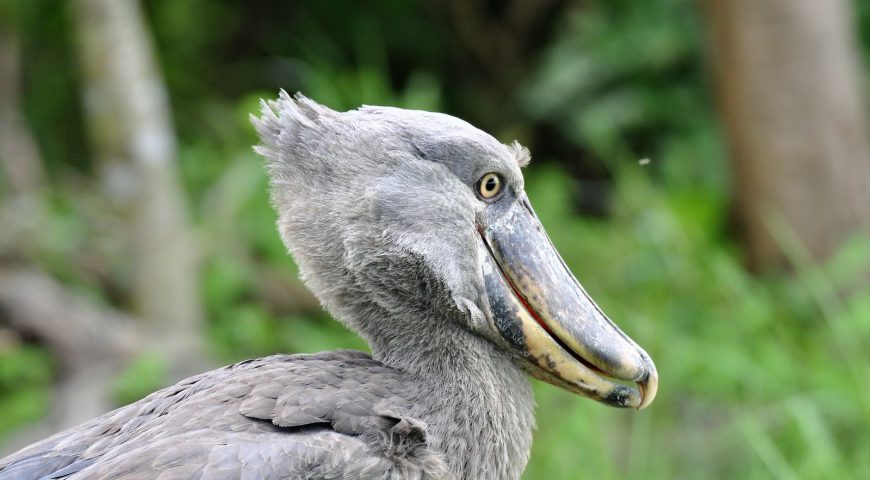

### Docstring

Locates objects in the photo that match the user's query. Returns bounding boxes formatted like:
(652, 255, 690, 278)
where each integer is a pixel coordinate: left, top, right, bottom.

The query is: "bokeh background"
(2, 0, 870, 478)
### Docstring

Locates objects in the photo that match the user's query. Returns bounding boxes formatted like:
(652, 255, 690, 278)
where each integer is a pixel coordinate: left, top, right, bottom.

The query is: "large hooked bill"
(479, 196, 658, 409)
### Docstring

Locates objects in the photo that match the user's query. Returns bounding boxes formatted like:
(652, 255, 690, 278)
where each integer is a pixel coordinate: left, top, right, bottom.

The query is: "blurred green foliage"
(0, 347, 53, 435)
(111, 353, 169, 407)
(526, 166, 870, 478)
(2, 0, 870, 478)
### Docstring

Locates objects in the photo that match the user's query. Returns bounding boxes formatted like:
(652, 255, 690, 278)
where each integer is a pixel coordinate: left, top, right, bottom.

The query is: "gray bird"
(0, 93, 658, 480)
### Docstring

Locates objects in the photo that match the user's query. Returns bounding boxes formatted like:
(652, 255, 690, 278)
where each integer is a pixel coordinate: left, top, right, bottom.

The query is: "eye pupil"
(486, 178, 497, 191)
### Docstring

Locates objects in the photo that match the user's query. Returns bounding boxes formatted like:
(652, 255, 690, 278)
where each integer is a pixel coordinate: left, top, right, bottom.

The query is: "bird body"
(0, 93, 656, 479)
(1, 349, 531, 479)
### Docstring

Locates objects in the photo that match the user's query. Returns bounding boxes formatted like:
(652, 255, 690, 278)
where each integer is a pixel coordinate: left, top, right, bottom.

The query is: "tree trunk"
(0, 20, 48, 252)
(702, 0, 870, 269)
(71, 0, 203, 346)
(0, 24, 44, 197)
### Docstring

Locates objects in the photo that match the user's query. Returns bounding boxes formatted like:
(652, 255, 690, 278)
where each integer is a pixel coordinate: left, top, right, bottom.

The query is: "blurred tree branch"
(703, 0, 870, 269)
(0, 25, 44, 197)
(71, 0, 203, 346)
(0, 268, 142, 371)
(0, 15, 134, 451)
(0, 267, 145, 454)
(0, 17, 49, 254)
(0, 2, 215, 450)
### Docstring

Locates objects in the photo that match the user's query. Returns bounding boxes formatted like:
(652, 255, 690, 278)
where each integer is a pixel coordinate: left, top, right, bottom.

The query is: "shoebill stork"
(0, 92, 658, 480)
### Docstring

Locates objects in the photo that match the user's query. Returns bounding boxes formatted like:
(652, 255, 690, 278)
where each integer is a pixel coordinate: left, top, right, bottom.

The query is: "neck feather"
(366, 308, 537, 480)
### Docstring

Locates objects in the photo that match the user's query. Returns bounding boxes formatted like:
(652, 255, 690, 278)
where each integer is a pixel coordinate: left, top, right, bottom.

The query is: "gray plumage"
(0, 92, 657, 480)
(1, 352, 466, 479)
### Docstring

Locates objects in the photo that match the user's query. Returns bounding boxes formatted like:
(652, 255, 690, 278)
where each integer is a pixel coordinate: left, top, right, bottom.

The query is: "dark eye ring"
(477, 173, 503, 200)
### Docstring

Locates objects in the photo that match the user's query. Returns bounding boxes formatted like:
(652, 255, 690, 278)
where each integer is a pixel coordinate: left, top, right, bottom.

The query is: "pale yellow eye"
(478, 173, 503, 200)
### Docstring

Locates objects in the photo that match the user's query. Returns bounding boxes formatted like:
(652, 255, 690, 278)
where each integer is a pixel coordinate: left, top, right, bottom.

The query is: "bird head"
(253, 92, 657, 410)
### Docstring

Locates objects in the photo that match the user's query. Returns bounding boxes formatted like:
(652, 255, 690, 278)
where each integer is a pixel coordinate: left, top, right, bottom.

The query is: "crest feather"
(250, 90, 332, 162)
(508, 141, 531, 168)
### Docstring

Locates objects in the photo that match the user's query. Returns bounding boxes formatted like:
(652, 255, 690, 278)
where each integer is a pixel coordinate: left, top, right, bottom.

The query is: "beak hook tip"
(635, 366, 659, 410)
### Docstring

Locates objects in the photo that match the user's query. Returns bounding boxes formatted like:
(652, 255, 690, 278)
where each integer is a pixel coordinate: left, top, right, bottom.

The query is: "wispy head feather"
(508, 141, 531, 168)
(250, 90, 334, 170)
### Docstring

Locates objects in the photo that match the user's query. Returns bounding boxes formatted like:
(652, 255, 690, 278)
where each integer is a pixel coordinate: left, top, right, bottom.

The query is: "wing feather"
(0, 351, 448, 479)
